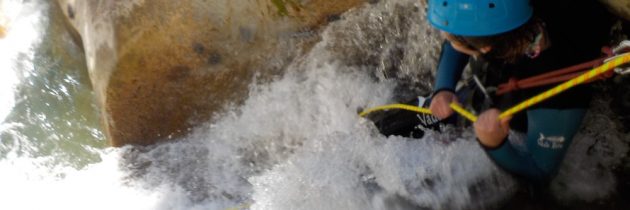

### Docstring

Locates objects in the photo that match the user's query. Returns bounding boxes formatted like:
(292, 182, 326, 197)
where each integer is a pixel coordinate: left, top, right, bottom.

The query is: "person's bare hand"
(429, 91, 458, 120)
(474, 109, 511, 148)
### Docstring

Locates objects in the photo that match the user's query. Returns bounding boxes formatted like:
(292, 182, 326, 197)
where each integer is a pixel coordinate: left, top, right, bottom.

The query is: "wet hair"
(451, 17, 544, 63)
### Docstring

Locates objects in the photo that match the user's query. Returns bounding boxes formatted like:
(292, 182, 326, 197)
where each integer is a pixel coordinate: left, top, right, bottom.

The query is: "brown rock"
(54, 0, 366, 146)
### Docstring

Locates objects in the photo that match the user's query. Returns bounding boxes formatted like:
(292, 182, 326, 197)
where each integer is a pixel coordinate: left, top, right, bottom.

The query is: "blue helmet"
(427, 0, 533, 36)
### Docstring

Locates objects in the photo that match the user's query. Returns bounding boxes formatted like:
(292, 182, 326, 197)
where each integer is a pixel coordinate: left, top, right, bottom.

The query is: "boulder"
(54, 0, 365, 146)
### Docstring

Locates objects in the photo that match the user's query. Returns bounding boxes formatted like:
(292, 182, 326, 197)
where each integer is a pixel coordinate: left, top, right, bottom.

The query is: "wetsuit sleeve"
(483, 108, 586, 182)
(433, 41, 470, 93)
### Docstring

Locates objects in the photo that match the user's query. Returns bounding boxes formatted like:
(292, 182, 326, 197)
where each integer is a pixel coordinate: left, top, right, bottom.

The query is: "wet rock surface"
(53, 0, 366, 146)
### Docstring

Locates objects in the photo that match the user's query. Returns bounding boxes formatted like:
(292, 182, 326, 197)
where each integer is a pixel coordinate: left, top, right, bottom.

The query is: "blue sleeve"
(483, 108, 586, 182)
(433, 41, 470, 92)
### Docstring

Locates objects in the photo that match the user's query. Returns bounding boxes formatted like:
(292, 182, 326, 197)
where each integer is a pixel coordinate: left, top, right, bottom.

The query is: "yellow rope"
(359, 104, 432, 117)
(499, 53, 630, 119)
(359, 53, 630, 122)
(222, 55, 630, 210)
(359, 103, 477, 122)
(449, 103, 477, 122)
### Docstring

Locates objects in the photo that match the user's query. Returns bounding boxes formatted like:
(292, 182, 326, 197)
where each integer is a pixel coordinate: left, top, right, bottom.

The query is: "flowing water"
(1, 0, 629, 210)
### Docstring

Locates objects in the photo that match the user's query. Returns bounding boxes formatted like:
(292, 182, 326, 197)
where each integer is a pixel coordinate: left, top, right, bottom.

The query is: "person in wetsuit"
(427, 0, 614, 182)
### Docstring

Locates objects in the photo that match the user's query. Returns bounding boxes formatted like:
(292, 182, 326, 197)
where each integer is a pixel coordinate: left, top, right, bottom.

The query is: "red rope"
(496, 47, 614, 95)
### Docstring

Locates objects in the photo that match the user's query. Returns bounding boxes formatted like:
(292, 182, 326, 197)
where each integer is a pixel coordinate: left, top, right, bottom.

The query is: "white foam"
(0, 0, 42, 122)
(114, 41, 515, 209)
(0, 149, 149, 210)
(0, 0, 628, 209)
(242, 59, 514, 210)
(551, 99, 630, 202)
(0, 1, 193, 209)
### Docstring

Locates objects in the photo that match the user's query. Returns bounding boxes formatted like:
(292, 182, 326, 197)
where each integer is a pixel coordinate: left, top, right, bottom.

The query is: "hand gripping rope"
(360, 42, 630, 122)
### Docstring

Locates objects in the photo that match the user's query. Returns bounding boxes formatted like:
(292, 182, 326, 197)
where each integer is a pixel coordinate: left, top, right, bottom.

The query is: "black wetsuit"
(432, 0, 615, 182)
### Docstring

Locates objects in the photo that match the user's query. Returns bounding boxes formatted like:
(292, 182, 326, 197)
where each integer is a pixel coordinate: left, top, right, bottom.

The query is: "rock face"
(54, 0, 365, 146)
(600, 0, 630, 21)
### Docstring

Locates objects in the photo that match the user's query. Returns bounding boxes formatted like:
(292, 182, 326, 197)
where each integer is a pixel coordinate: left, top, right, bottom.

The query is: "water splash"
(1, 0, 629, 209)
(0, 0, 106, 169)
(1, 150, 143, 210)
(551, 95, 630, 202)
(119, 1, 517, 205)
(0, 0, 42, 122)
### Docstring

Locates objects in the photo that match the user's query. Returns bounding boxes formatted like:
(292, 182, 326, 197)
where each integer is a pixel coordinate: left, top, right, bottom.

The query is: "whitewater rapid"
(1, 0, 628, 210)
(0, 0, 36, 122)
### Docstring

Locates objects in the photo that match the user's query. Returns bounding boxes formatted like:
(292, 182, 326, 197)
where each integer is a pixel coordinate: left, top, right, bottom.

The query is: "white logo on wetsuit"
(417, 114, 439, 127)
(537, 133, 565, 149)
(415, 114, 443, 132)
